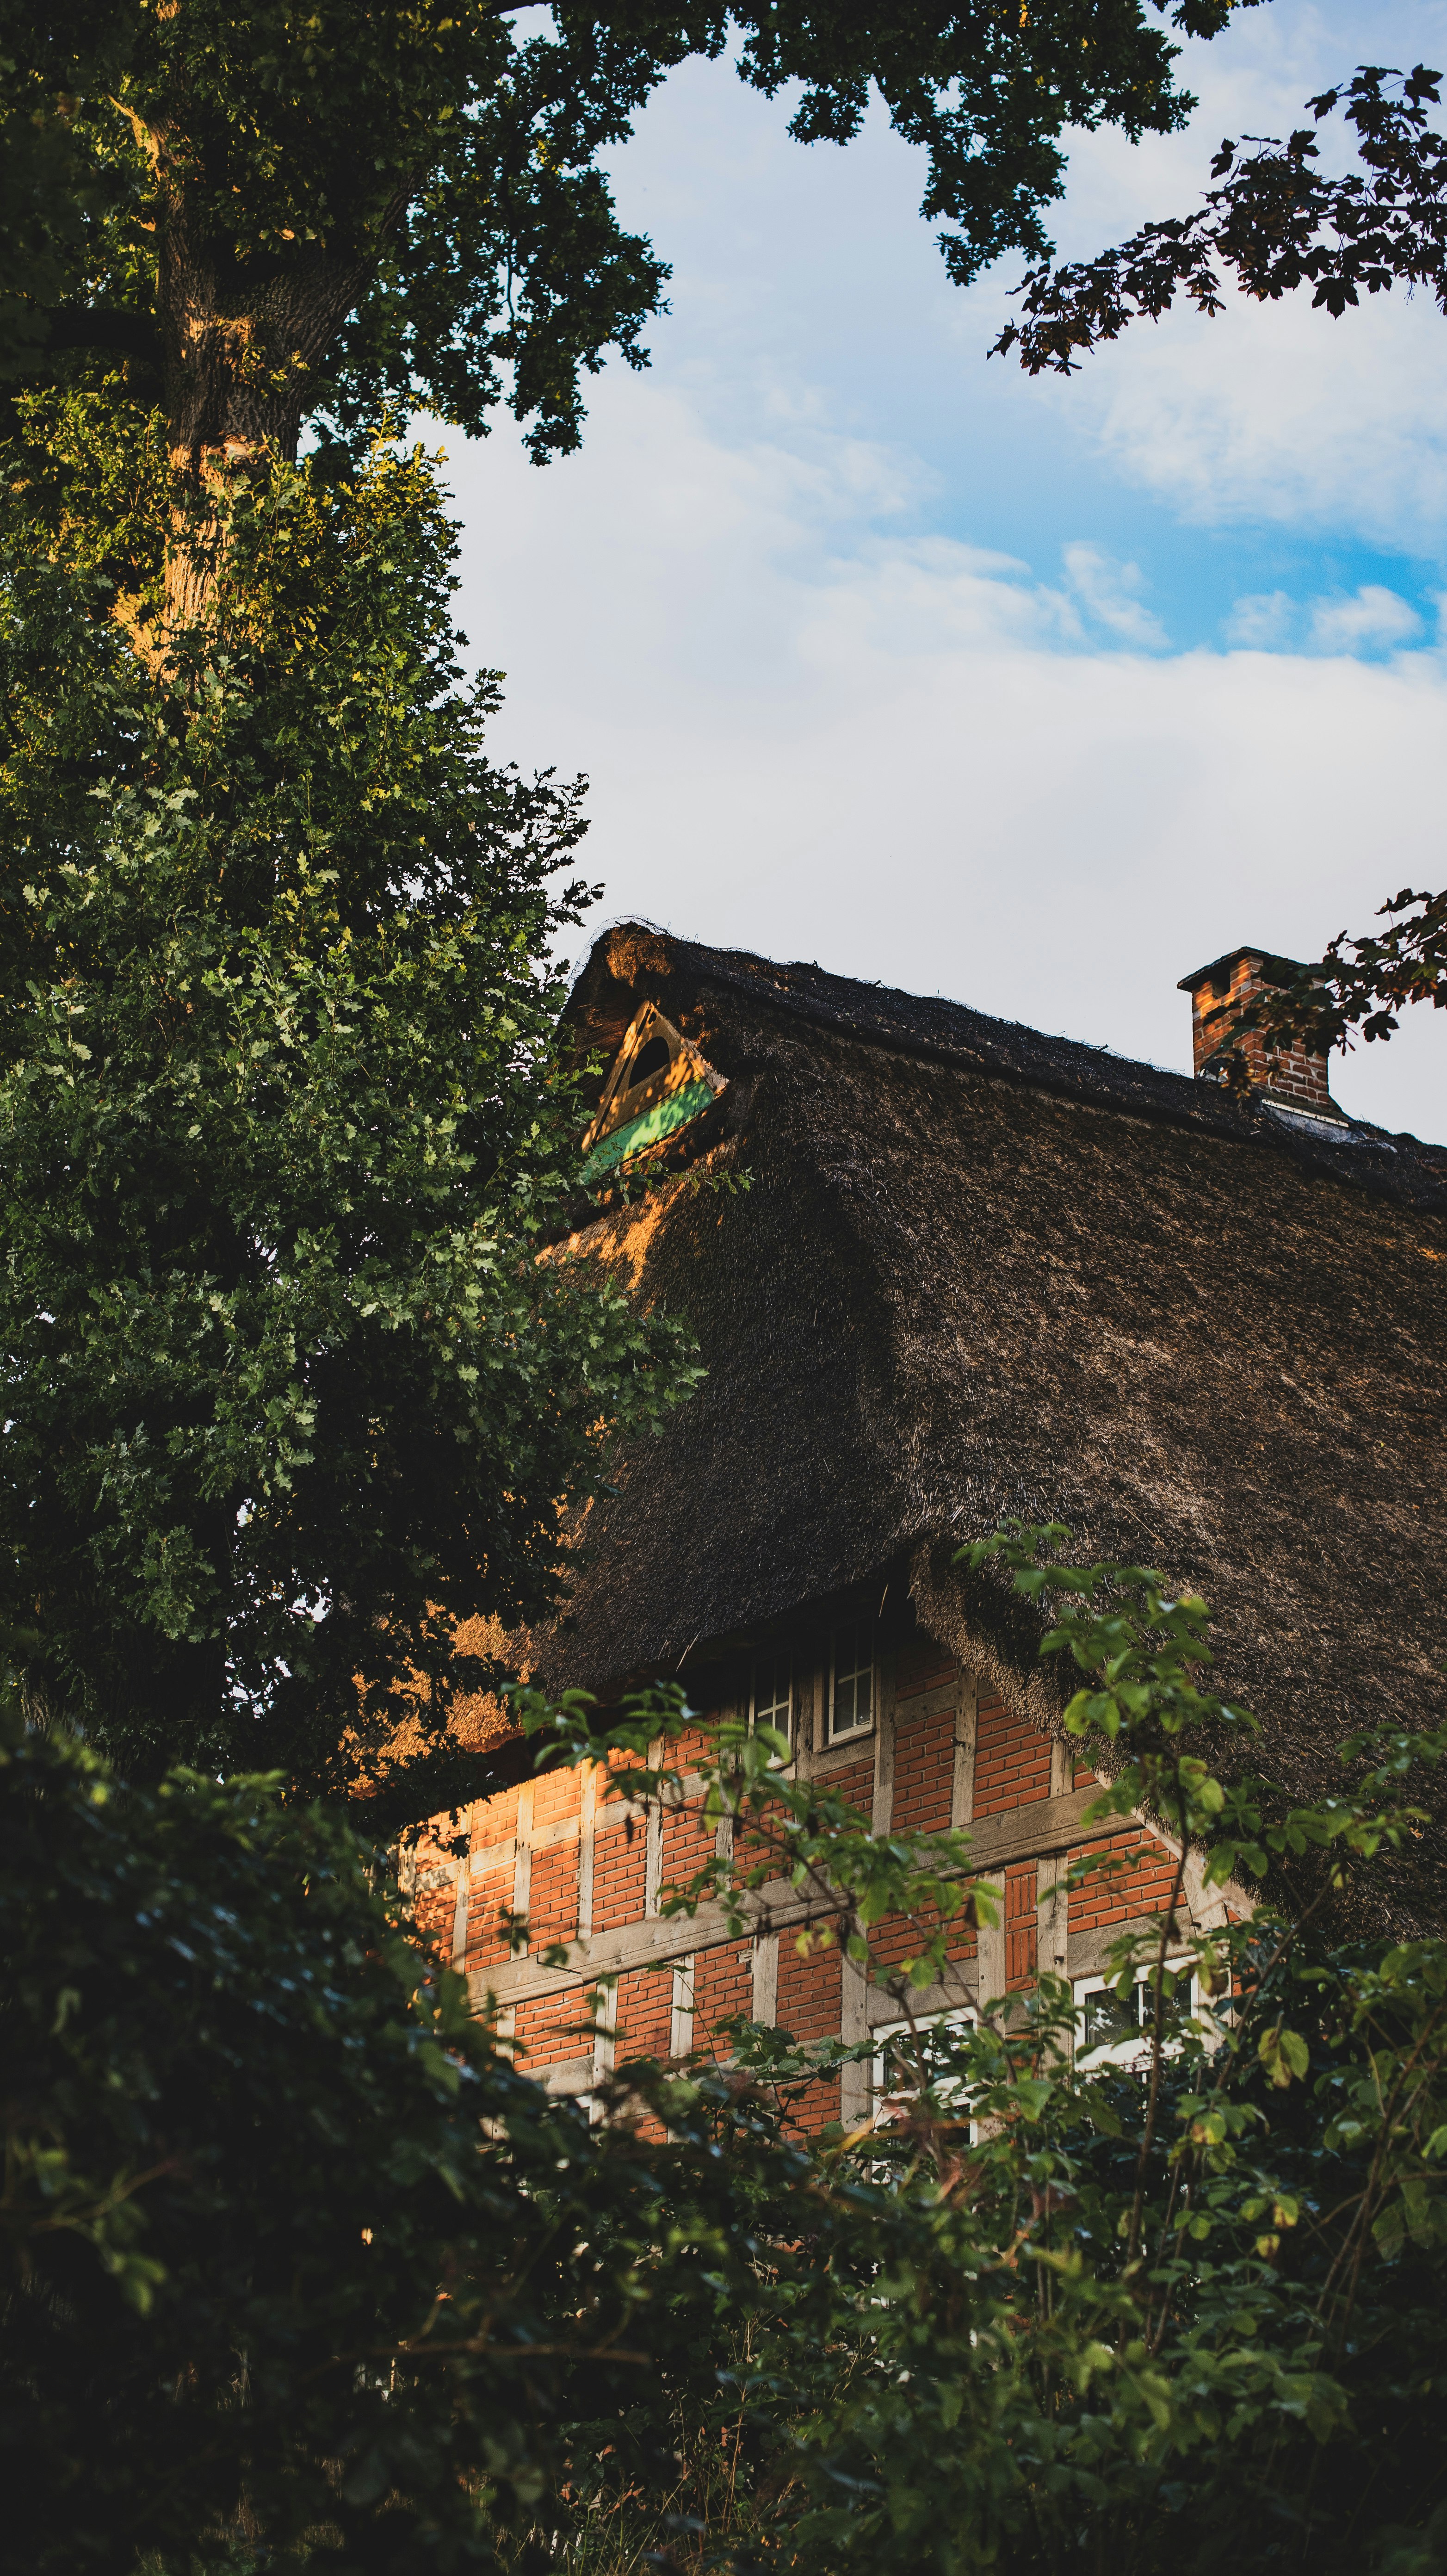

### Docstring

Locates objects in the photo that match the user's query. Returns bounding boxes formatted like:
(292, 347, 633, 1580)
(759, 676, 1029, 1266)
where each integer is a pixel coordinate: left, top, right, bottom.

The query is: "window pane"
(874, 2012, 977, 2123)
(831, 1625, 872, 1736)
(753, 1656, 791, 1735)
(1079, 1970, 1200, 2065)
(1082, 1983, 1142, 2053)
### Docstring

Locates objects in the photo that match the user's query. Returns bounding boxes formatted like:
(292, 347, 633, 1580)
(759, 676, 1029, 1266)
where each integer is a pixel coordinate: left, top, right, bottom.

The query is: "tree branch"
(993, 65, 1447, 376)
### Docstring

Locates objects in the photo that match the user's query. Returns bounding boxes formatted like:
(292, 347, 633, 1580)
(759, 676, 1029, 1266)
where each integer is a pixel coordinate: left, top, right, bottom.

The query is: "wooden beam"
(467, 1785, 1106, 2013)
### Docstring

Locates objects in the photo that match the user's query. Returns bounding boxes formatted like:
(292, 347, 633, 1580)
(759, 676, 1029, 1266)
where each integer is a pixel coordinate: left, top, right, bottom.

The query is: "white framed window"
(750, 1652, 792, 1744)
(829, 1620, 874, 1742)
(670, 1956, 695, 2059)
(872, 2009, 978, 2130)
(1072, 1964, 1199, 2071)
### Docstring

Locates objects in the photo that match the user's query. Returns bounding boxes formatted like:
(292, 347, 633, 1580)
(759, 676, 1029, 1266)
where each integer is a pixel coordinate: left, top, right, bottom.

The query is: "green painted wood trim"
(581, 1077, 717, 1181)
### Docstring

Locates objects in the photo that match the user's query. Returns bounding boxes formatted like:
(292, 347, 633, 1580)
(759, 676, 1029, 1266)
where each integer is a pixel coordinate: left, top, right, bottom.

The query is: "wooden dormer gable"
(580, 1002, 726, 1181)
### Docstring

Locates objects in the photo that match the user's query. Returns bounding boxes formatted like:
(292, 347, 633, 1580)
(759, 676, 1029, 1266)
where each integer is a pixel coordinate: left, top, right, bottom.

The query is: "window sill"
(810, 1728, 875, 1767)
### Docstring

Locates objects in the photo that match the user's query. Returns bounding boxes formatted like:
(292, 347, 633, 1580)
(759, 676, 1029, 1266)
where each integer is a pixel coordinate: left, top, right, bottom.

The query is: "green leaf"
(1258, 2027, 1310, 2087)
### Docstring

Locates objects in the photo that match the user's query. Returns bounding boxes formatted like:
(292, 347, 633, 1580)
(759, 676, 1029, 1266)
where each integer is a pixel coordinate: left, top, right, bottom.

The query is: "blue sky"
(444, 0, 1447, 1135)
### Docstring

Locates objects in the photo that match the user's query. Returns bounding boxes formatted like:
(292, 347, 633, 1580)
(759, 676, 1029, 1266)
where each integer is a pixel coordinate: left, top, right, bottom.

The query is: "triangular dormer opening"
(581, 1003, 725, 1181)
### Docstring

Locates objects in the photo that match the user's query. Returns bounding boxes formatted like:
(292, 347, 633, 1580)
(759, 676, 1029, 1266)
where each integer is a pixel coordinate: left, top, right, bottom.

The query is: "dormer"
(580, 1003, 726, 1182)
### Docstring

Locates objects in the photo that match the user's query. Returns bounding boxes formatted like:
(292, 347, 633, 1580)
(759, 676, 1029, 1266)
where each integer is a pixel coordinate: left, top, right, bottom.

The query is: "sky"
(443, 0, 1447, 1138)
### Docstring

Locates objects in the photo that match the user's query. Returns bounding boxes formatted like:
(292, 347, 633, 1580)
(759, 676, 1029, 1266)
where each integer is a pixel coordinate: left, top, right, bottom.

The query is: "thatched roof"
(534, 923, 1447, 1881)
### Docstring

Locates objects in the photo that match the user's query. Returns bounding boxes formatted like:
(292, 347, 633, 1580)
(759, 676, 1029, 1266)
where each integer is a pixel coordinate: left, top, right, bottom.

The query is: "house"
(410, 924, 1447, 2125)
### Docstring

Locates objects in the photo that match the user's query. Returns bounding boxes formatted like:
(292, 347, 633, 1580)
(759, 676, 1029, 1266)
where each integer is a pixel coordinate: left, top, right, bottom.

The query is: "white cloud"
(1309, 584, 1422, 654)
(1222, 585, 1428, 657)
(584, 6, 1447, 566)
(1021, 263, 1447, 555)
(1224, 592, 1298, 649)
(446, 381, 1447, 1142)
(1062, 543, 1167, 647)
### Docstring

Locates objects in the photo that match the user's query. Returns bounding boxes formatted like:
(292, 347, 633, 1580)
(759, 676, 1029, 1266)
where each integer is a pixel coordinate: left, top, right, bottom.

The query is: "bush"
(8, 1526, 1447, 2576)
(0, 1707, 612, 2573)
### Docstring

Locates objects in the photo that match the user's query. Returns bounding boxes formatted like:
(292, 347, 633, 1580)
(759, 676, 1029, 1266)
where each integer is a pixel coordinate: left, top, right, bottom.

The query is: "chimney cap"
(1177, 943, 1310, 997)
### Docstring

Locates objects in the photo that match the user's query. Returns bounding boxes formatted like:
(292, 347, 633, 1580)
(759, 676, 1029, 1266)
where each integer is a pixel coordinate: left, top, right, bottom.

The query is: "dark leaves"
(995, 65, 1447, 375)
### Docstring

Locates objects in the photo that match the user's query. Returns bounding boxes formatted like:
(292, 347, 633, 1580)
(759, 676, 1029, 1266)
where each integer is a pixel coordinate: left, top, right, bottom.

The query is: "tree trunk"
(152, 158, 398, 632)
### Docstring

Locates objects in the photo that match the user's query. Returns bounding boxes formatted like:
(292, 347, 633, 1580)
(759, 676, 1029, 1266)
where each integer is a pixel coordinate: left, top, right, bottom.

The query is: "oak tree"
(2, 0, 1256, 625)
(0, 443, 696, 1804)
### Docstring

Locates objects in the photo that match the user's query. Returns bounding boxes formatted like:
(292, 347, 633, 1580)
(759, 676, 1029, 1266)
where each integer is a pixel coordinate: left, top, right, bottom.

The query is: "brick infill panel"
(466, 1784, 1105, 2012)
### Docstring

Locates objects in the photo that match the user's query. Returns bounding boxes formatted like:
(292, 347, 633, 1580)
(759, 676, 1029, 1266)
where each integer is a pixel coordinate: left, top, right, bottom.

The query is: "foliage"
(1, 1696, 592, 2575)
(507, 1523, 1447, 2576)
(0, 439, 696, 1804)
(0, 4, 138, 388)
(1309, 881, 1447, 1050)
(3, 1678, 878, 2576)
(994, 66, 1447, 377)
(2, 0, 1259, 475)
(1216, 883, 1447, 1061)
(8, 1525, 1447, 2575)
(992, 63, 1447, 1063)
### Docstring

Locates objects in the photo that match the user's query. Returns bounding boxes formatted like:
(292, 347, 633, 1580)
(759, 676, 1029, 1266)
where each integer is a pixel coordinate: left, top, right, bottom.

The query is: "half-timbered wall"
(410, 1613, 1211, 2131)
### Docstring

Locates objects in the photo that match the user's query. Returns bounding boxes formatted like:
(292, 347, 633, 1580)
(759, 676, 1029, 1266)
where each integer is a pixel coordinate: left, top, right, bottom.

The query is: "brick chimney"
(1177, 946, 1336, 1115)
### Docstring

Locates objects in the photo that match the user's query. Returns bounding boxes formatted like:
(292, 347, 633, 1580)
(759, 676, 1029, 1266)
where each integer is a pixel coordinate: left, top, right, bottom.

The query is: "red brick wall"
(973, 1688, 1051, 1816)
(892, 1699, 954, 1838)
(1069, 1826, 1181, 1936)
(466, 1858, 515, 1971)
(736, 1777, 794, 1881)
(826, 1752, 874, 1821)
(662, 1793, 716, 1899)
(869, 1901, 977, 1975)
(526, 1840, 576, 1956)
(613, 1962, 674, 2065)
(873, 1650, 973, 1972)
(1188, 950, 1333, 1111)
(514, 1986, 594, 2076)
(456, 1781, 519, 1975)
(672, 1718, 718, 1767)
(1005, 1862, 1039, 1988)
(592, 1806, 648, 1931)
(426, 1664, 1192, 2099)
(532, 1766, 580, 1836)
(694, 1940, 754, 2054)
(775, 1932, 843, 2133)
(413, 1880, 454, 1957)
(895, 1638, 954, 1698)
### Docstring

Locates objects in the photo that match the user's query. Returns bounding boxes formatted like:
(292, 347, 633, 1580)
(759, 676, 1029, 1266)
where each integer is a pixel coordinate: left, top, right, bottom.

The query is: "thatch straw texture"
(531, 925, 1447, 1904)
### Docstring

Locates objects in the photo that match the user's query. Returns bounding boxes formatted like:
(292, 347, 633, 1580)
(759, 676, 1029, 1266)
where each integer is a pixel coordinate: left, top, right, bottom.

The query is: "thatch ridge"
(566, 923, 1447, 1212)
